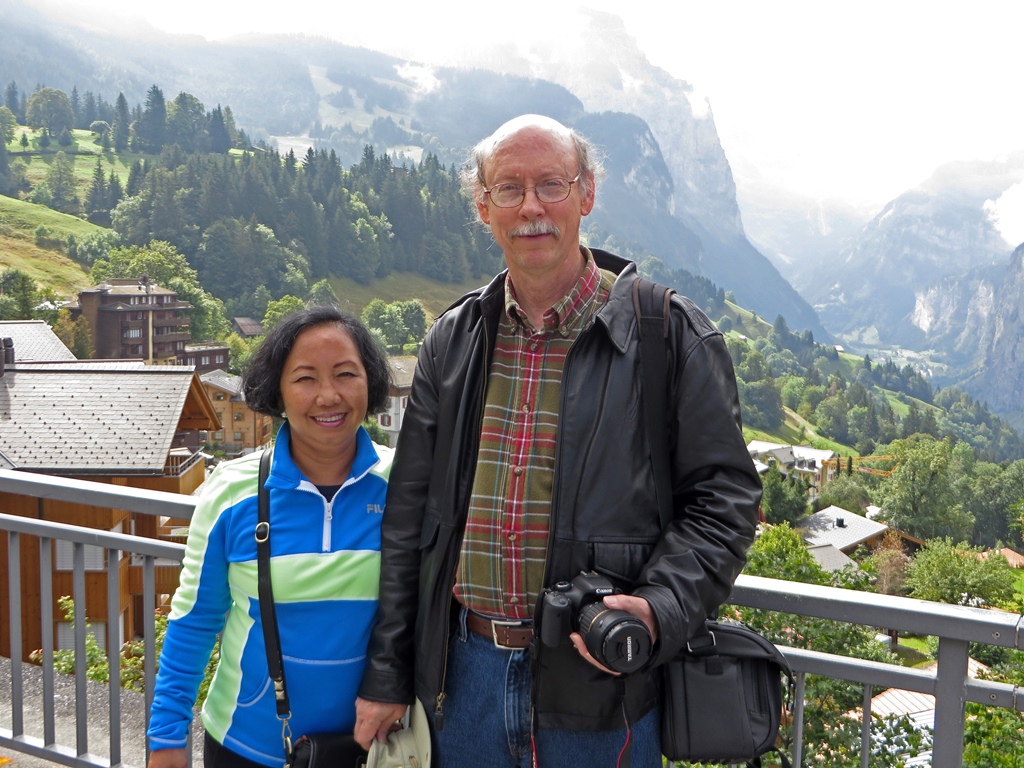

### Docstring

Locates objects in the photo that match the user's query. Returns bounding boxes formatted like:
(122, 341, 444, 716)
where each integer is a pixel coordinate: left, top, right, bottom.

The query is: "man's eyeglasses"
(484, 174, 581, 208)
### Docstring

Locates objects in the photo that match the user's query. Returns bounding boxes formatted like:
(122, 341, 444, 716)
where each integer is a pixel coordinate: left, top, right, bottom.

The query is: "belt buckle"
(490, 618, 528, 650)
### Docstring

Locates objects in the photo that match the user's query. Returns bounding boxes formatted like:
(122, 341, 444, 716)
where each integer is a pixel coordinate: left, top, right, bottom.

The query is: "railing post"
(860, 685, 872, 768)
(107, 546, 122, 766)
(40, 535, 56, 747)
(792, 672, 806, 766)
(931, 635, 969, 768)
(7, 530, 24, 737)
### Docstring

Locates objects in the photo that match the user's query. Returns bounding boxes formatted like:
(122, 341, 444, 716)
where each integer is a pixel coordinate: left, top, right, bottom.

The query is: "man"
(355, 114, 761, 767)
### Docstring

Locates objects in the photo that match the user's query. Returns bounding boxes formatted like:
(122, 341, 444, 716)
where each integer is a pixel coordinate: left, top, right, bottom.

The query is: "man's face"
(476, 126, 595, 282)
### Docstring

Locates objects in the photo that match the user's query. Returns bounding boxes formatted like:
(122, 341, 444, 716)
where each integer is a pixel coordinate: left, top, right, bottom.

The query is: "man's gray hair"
(460, 115, 603, 206)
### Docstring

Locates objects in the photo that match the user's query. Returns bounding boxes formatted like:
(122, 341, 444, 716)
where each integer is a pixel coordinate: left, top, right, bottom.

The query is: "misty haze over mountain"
(2, 0, 1023, 430)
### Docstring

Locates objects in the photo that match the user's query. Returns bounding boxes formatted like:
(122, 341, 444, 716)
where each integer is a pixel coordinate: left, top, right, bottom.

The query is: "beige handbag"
(365, 698, 431, 768)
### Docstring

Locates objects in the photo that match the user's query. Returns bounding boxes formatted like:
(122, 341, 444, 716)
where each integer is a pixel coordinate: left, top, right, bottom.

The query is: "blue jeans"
(430, 608, 661, 768)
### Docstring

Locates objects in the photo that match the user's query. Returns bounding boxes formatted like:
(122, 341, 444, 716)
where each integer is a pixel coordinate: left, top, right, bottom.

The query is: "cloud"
(986, 181, 1024, 248)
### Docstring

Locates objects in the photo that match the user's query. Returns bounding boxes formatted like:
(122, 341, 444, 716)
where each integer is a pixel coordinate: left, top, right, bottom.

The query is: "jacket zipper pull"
(434, 693, 446, 731)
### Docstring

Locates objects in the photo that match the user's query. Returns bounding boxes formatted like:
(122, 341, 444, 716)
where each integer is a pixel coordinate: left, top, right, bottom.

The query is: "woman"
(147, 306, 394, 768)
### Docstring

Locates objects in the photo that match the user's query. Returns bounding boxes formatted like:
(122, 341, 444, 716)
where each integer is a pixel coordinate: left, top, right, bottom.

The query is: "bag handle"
(255, 447, 296, 758)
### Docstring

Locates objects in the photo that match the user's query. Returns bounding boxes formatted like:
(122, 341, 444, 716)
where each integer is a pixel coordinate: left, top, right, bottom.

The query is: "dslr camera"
(539, 570, 652, 674)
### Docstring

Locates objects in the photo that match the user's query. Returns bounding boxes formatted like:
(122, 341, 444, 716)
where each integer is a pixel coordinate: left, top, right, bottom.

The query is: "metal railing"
(2, 467, 1023, 768)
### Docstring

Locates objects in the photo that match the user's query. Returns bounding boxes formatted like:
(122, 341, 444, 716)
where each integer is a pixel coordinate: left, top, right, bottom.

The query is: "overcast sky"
(51, 0, 1024, 226)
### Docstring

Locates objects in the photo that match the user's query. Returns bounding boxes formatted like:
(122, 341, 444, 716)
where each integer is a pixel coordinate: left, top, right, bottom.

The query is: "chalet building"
(0, 358, 220, 662)
(231, 316, 265, 338)
(179, 341, 231, 373)
(67, 277, 192, 364)
(796, 505, 924, 566)
(200, 369, 274, 456)
(747, 440, 838, 501)
(376, 356, 417, 447)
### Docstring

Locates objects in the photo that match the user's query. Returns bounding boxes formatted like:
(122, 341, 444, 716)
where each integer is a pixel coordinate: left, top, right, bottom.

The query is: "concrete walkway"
(1, 657, 203, 768)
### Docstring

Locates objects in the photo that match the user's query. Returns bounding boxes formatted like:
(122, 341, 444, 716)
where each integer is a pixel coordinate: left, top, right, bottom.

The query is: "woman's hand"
(354, 697, 409, 750)
(147, 747, 187, 768)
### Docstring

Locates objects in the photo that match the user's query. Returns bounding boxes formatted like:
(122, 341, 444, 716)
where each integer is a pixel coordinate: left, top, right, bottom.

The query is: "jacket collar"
(589, 247, 639, 355)
(471, 247, 638, 354)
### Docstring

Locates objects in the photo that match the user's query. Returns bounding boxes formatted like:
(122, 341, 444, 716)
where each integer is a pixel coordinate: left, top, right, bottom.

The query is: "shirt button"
(522, 404, 530, 413)
(509, 597, 519, 605)
(508, 531, 517, 541)
(513, 466, 523, 476)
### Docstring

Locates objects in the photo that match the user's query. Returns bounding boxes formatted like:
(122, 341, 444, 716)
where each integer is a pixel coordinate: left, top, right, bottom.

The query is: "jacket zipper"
(434, 313, 492, 730)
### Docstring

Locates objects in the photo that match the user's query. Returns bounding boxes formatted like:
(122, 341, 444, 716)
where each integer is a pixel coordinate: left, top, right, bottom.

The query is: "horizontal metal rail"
(2, 469, 1023, 768)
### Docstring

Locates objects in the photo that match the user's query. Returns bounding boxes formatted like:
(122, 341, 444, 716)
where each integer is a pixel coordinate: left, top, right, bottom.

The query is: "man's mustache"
(509, 221, 560, 239)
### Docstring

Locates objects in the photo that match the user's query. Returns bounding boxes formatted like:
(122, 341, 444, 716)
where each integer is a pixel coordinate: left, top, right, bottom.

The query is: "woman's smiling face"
(279, 322, 369, 477)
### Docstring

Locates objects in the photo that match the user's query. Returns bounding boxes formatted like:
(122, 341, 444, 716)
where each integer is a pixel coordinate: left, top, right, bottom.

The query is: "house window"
(124, 328, 142, 339)
(379, 414, 392, 427)
(215, 393, 225, 401)
(55, 540, 106, 571)
(234, 432, 243, 441)
(401, 397, 408, 408)
(55, 522, 121, 571)
(57, 620, 108, 652)
(234, 412, 243, 421)
(201, 356, 210, 365)
(214, 431, 224, 441)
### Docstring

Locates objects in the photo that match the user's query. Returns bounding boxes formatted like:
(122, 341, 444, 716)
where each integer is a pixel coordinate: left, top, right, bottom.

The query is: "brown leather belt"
(464, 611, 534, 650)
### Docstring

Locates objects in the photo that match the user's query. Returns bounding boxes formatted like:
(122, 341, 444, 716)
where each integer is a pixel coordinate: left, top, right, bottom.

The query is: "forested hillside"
(2, 76, 1022, 473)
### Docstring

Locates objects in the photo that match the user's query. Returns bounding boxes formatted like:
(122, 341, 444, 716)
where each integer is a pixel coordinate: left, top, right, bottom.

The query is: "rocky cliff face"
(968, 244, 1024, 423)
(480, 10, 824, 337)
(804, 158, 1023, 348)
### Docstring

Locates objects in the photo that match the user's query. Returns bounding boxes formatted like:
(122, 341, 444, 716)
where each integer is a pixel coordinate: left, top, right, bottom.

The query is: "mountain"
(802, 157, 1024, 346)
(966, 243, 1024, 427)
(731, 180, 875, 294)
(445, 9, 826, 338)
(0, 0, 828, 339)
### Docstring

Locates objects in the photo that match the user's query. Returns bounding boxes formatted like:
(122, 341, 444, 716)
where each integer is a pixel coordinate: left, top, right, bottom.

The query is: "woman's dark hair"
(242, 305, 392, 417)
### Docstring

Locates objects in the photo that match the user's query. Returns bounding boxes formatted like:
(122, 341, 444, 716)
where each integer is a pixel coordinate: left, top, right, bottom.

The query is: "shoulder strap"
(255, 447, 293, 728)
(632, 277, 675, 532)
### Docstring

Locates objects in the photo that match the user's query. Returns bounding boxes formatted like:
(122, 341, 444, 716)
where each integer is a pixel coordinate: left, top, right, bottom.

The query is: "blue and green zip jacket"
(147, 423, 392, 766)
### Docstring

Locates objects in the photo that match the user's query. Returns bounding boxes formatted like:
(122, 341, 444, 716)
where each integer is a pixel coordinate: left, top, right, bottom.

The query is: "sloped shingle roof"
(200, 368, 242, 398)
(387, 356, 418, 390)
(0, 320, 76, 362)
(0, 364, 215, 474)
(807, 543, 858, 572)
(796, 505, 889, 552)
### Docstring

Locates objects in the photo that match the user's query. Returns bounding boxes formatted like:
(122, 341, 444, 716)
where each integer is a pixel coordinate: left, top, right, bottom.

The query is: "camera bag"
(660, 620, 792, 766)
(633, 279, 793, 767)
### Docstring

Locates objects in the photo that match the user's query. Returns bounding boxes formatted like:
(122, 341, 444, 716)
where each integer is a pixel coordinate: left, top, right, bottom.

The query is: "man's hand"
(354, 697, 409, 750)
(147, 748, 187, 768)
(569, 594, 657, 675)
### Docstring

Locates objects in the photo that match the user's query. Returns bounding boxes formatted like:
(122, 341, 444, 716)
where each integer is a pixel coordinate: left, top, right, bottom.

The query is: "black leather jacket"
(358, 249, 761, 730)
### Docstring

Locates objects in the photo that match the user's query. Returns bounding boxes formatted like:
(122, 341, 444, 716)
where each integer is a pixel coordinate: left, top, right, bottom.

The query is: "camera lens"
(577, 602, 652, 674)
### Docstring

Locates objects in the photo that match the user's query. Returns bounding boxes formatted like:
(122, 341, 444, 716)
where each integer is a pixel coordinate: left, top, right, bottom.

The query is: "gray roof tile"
(0, 321, 76, 362)
(0, 365, 202, 474)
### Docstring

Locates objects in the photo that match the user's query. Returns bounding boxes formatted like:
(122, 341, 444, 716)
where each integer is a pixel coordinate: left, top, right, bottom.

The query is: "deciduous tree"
(876, 436, 974, 541)
(26, 87, 73, 134)
(0, 105, 17, 143)
(905, 537, 1014, 609)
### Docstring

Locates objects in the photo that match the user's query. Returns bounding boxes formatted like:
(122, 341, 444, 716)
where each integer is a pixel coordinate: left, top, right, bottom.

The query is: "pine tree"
(136, 85, 166, 152)
(113, 93, 131, 151)
(107, 170, 124, 211)
(85, 160, 108, 222)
